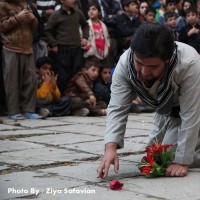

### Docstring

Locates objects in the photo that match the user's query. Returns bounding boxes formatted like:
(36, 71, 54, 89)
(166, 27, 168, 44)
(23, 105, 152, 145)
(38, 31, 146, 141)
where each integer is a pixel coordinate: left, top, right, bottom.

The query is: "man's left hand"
(165, 163, 188, 177)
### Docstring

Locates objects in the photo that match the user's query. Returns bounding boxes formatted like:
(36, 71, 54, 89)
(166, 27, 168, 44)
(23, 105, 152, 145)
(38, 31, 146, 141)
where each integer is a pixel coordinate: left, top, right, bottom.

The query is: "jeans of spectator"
(36, 96, 72, 117)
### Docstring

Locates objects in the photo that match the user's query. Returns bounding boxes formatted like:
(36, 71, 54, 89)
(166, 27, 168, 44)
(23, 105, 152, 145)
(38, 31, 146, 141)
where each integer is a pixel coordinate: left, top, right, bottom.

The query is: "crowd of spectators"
(0, 0, 200, 119)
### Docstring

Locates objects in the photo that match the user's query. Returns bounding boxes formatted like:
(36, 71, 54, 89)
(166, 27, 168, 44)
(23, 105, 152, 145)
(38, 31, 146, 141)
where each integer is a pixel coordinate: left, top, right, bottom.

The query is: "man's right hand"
(97, 143, 119, 178)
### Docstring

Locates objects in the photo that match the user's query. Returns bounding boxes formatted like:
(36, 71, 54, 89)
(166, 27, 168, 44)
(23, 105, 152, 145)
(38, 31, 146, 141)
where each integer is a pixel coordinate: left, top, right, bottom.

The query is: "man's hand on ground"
(97, 143, 119, 179)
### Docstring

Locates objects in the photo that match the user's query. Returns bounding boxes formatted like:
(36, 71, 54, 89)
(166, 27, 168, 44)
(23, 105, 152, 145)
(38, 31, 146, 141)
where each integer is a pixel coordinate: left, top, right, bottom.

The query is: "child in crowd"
(159, 0, 185, 32)
(155, 0, 166, 22)
(182, 0, 194, 12)
(64, 56, 107, 116)
(138, 0, 149, 21)
(98, 0, 123, 67)
(164, 11, 179, 40)
(83, 2, 110, 63)
(36, 57, 72, 117)
(159, 0, 177, 25)
(33, 0, 61, 25)
(45, 0, 89, 94)
(0, 0, 41, 120)
(196, 0, 200, 21)
(93, 64, 111, 105)
(179, 8, 200, 53)
(116, 0, 141, 55)
(144, 7, 156, 23)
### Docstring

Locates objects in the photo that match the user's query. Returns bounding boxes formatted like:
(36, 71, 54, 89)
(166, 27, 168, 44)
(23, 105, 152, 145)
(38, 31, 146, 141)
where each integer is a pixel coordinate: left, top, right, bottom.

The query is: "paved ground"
(0, 113, 199, 200)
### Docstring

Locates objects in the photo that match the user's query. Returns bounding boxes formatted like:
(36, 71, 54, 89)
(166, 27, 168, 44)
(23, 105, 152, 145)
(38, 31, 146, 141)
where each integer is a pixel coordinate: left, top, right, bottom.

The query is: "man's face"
(83, 66, 99, 81)
(133, 53, 167, 83)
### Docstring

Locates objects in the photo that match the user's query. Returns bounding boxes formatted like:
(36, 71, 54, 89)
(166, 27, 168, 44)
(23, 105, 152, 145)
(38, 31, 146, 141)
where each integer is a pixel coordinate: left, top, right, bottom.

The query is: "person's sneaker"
(38, 108, 50, 118)
(72, 108, 89, 116)
(23, 112, 43, 119)
(9, 114, 25, 120)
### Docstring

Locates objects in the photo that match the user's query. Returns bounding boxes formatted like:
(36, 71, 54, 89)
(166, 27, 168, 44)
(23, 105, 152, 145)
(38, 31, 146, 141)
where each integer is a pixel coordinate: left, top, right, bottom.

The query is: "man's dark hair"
(131, 23, 175, 60)
(121, 0, 137, 10)
(185, 7, 198, 15)
(36, 56, 53, 69)
(164, 11, 177, 21)
(84, 56, 101, 68)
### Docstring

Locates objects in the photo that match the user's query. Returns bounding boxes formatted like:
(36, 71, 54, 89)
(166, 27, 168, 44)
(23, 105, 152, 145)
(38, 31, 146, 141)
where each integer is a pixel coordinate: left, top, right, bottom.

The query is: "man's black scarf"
(128, 45, 178, 116)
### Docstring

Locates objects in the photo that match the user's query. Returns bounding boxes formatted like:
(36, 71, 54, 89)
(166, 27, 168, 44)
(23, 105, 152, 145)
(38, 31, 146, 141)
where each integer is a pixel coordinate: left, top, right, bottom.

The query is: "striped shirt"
(34, 0, 61, 16)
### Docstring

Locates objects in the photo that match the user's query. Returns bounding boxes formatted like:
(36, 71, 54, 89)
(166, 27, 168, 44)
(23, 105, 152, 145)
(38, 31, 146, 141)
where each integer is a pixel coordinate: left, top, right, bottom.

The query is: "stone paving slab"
(40, 160, 139, 183)
(42, 124, 149, 138)
(0, 147, 96, 166)
(56, 116, 107, 124)
(0, 129, 55, 139)
(0, 171, 85, 200)
(62, 138, 146, 155)
(37, 185, 153, 200)
(17, 132, 102, 146)
(42, 124, 106, 137)
(1, 113, 200, 200)
(120, 154, 145, 163)
(93, 114, 155, 127)
(0, 140, 45, 152)
(3, 119, 71, 128)
(0, 123, 25, 131)
(102, 172, 200, 200)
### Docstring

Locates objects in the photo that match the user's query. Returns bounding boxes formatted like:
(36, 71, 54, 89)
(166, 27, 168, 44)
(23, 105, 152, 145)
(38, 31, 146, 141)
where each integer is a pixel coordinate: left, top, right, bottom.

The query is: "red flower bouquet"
(138, 141, 174, 178)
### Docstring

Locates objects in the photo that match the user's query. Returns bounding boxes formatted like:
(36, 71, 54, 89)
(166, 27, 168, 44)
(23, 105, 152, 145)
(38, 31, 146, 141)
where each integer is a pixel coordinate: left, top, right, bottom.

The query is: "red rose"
(152, 142, 161, 153)
(110, 180, 124, 190)
(147, 154, 155, 165)
(141, 166, 152, 175)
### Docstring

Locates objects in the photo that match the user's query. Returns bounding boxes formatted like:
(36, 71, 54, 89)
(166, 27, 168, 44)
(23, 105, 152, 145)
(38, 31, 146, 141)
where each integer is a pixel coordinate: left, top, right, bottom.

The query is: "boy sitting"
(179, 8, 200, 53)
(93, 64, 111, 106)
(36, 57, 72, 117)
(64, 56, 107, 116)
(164, 11, 179, 40)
